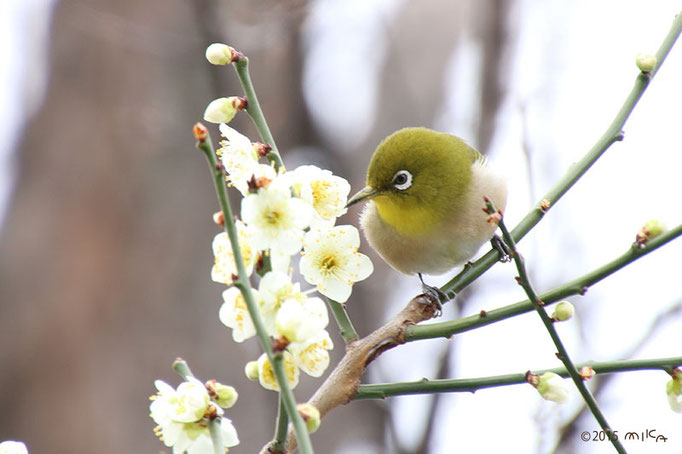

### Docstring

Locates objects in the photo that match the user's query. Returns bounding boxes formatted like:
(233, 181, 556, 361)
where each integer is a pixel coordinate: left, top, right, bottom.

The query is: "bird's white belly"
(359, 164, 507, 275)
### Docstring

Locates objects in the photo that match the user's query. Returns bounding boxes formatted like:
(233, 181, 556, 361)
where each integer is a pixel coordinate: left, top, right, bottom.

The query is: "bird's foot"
(418, 273, 453, 317)
(491, 234, 512, 263)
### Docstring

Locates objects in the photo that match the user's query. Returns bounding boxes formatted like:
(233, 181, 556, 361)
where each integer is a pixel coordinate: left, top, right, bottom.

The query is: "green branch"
(492, 203, 625, 453)
(207, 419, 225, 454)
(406, 222, 682, 341)
(233, 58, 285, 170)
(270, 394, 289, 453)
(327, 298, 360, 344)
(196, 133, 313, 454)
(439, 10, 682, 298)
(354, 356, 682, 399)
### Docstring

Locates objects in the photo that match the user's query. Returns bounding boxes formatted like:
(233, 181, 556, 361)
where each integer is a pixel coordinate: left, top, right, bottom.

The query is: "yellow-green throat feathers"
(347, 127, 507, 275)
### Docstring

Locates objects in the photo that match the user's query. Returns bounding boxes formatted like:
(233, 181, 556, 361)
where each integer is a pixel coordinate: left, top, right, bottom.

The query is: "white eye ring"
(392, 170, 412, 190)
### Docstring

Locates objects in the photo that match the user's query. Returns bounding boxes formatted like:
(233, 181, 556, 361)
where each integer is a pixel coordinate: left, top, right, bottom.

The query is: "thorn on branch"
(539, 199, 551, 213)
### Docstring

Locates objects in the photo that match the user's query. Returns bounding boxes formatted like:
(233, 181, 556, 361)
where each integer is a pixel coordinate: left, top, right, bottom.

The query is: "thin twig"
(490, 200, 625, 453)
(406, 222, 682, 341)
(438, 11, 682, 300)
(354, 356, 682, 399)
(327, 297, 360, 344)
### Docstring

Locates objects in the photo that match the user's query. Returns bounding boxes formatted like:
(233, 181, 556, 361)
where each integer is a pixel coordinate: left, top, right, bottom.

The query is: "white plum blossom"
(257, 351, 300, 391)
(219, 287, 258, 342)
(211, 221, 258, 285)
(269, 249, 292, 274)
(154, 377, 210, 423)
(241, 180, 314, 256)
(180, 420, 239, 454)
(536, 372, 570, 403)
(300, 225, 373, 303)
(257, 271, 306, 334)
(150, 379, 239, 453)
(0, 441, 28, 454)
(275, 296, 329, 344)
(289, 331, 334, 378)
(284, 165, 351, 227)
(217, 124, 277, 196)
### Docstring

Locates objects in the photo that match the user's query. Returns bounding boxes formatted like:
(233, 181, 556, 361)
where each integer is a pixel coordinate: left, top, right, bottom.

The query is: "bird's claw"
(417, 273, 453, 317)
(491, 234, 512, 263)
(419, 286, 444, 317)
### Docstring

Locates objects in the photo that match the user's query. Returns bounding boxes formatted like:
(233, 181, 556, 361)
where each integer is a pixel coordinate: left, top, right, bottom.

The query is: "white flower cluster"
(149, 377, 239, 454)
(212, 124, 373, 389)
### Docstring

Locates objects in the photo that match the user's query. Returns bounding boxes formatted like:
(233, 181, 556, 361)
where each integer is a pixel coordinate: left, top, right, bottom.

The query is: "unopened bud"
(635, 219, 666, 246)
(203, 96, 247, 124)
(666, 376, 682, 413)
(205, 380, 239, 408)
(205, 43, 237, 65)
(245, 361, 259, 381)
(535, 372, 570, 403)
(552, 301, 575, 322)
(579, 366, 595, 380)
(297, 403, 321, 433)
(193, 123, 208, 141)
(636, 53, 657, 73)
(213, 210, 225, 227)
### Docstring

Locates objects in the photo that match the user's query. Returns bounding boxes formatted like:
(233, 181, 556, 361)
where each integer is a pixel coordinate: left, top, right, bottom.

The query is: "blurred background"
(1, 0, 681, 453)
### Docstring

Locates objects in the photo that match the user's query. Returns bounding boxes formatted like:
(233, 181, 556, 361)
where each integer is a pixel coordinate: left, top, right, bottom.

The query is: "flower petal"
(318, 277, 352, 303)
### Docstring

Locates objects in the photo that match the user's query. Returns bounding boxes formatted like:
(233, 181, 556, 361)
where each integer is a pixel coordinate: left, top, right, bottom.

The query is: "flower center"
(265, 210, 281, 224)
(320, 255, 337, 274)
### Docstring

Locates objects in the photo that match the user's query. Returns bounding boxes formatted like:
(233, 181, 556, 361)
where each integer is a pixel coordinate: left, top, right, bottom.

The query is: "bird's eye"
(392, 170, 412, 190)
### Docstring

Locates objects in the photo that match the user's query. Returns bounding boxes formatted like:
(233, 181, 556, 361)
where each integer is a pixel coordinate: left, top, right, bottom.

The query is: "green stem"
(492, 202, 625, 454)
(271, 393, 289, 453)
(233, 58, 285, 170)
(406, 222, 682, 341)
(272, 353, 312, 453)
(207, 418, 224, 454)
(354, 356, 682, 399)
(327, 298, 359, 343)
(197, 134, 313, 454)
(439, 11, 682, 298)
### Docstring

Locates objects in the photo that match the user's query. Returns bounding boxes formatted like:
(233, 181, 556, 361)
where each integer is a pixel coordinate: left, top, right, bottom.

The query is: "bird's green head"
(347, 127, 477, 236)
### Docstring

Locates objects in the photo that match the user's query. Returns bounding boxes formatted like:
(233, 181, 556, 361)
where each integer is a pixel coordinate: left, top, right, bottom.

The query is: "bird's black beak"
(346, 186, 379, 208)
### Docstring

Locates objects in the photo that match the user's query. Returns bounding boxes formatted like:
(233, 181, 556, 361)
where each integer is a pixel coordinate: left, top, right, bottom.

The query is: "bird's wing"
(467, 145, 488, 167)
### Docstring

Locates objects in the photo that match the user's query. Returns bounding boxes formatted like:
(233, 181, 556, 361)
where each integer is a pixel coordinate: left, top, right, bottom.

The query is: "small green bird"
(346, 127, 508, 299)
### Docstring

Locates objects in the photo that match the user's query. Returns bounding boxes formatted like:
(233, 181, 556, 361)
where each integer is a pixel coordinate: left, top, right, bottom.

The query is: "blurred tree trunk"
(0, 0, 385, 452)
